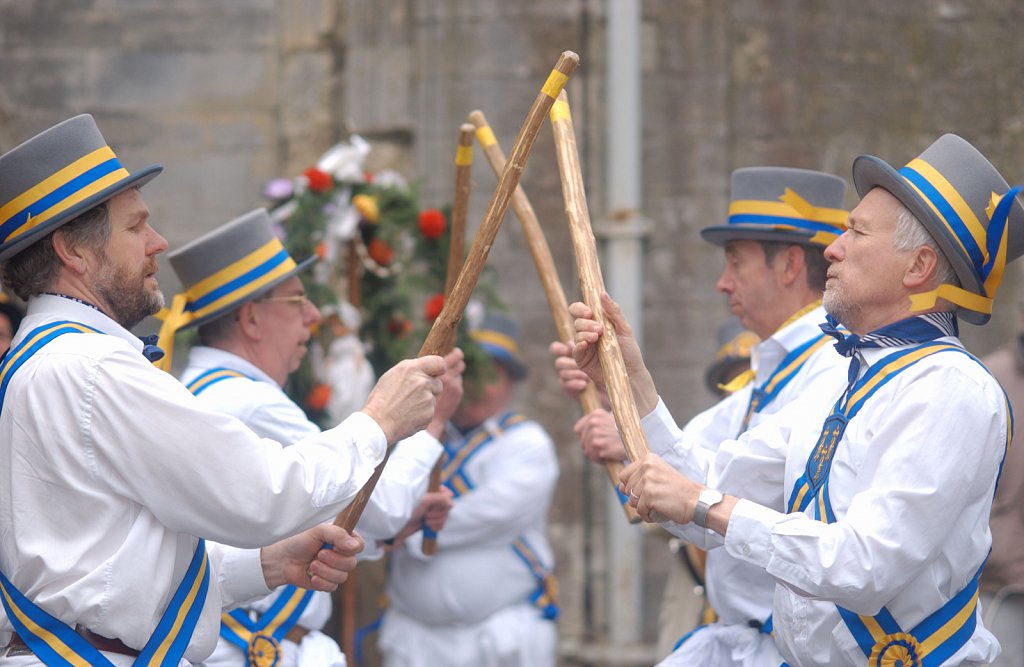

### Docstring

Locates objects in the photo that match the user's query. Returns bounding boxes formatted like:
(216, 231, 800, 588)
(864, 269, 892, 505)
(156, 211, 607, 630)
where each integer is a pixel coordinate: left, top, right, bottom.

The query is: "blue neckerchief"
(139, 334, 165, 363)
(820, 312, 958, 384)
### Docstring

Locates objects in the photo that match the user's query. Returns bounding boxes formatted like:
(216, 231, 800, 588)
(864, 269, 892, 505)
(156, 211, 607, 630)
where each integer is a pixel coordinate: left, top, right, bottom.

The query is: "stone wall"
(2, 0, 1023, 664)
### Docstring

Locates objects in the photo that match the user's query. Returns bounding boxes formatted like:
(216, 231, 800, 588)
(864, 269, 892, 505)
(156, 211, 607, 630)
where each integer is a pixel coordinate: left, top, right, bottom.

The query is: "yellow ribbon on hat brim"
(728, 188, 848, 227)
(151, 238, 297, 372)
(153, 293, 191, 372)
(907, 190, 1011, 318)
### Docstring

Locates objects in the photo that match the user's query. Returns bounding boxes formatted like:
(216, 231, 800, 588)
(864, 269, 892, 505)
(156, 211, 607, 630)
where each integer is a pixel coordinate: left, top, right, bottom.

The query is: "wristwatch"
(693, 488, 724, 529)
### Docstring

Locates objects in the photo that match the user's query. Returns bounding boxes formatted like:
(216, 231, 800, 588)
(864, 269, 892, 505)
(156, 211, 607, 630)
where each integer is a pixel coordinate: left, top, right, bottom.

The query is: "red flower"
(367, 238, 394, 266)
(418, 209, 447, 240)
(306, 383, 332, 412)
(304, 167, 333, 193)
(388, 317, 413, 337)
(425, 293, 445, 321)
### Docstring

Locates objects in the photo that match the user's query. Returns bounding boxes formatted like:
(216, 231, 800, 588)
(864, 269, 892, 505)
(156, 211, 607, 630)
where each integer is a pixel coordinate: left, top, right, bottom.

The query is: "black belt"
(6, 627, 141, 658)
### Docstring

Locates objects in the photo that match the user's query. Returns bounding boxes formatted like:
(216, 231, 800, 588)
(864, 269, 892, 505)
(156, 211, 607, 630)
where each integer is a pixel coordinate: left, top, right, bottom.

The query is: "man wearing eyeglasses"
(166, 208, 462, 667)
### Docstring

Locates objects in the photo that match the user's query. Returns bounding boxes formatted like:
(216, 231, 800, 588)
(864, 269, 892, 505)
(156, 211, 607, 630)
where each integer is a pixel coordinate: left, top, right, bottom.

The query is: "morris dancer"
(161, 209, 461, 667)
(574, 134, 1021, 666)
(379, 313, 559, 667)
(555, 167, 851, 665)
(0, 114, 445, 667)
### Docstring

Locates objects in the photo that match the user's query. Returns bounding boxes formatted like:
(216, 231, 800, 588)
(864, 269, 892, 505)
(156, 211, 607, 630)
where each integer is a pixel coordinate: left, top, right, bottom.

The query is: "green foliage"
(268, 162, 504, 422)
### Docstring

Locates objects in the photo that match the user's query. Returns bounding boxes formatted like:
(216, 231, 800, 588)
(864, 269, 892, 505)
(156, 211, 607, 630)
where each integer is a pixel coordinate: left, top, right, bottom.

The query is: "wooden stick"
(333, 51, 579, 532)
(469, 109, 639, 523)
(422, 123, 476, 555)
(550, 90, 651, 468)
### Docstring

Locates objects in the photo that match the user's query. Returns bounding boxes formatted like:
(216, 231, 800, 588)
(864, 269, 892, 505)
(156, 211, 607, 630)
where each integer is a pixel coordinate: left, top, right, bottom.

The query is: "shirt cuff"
(215, 545, 273, 610)
(723, 498, 783, 570)
(345, 411, 389, 461)
(640, 398, 682, 458)
(392, 431, 444, 467)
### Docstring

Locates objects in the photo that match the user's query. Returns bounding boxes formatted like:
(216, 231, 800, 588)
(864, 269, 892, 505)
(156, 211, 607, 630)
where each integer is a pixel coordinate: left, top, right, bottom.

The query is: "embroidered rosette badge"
(248, 632, 282, 667)
(869, 632, 921, 667)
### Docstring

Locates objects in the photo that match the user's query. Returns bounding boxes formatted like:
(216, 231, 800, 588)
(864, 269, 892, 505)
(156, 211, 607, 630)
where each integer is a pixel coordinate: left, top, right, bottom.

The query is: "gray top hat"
(469, 312, 528, 381)
(0, 114, 162, 262)
(166, 208, 316, 331)
(701, 167, 848, 247)
(852, 133, 1024, 325)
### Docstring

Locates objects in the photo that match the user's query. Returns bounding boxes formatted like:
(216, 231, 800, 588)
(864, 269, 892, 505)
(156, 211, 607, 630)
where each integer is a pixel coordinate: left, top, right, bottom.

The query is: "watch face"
(700, 489, 723, 505)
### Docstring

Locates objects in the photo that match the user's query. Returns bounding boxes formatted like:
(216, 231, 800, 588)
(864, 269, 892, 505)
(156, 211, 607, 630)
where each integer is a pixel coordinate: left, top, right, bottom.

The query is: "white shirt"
(181, 346, 442, 547)
(680, 306, 848, 624)
(180, 346, 440, 646)
(644, 336, 1006, 666)
(385, 414, 559, 626)
(0, 295, 387, 663)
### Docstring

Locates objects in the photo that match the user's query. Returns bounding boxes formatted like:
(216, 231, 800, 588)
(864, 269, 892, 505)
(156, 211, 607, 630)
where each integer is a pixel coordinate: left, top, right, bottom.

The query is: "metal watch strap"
(693, 489, 723, 529)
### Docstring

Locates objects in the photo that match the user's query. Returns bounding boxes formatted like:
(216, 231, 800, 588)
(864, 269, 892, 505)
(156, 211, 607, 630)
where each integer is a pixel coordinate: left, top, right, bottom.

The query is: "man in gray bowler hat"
(554, 166, 852, 665)
(0, 114, 448, 667)
(574, 134, 1022, 666)
(162, 208, 460, 667)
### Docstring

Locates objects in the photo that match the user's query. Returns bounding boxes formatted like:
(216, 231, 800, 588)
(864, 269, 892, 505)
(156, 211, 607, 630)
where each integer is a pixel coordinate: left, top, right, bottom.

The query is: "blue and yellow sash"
(0, 321, 211, 667)
(437, 412, 559, 620)
(786, 342, 1011, 667)
(185, 367, 254, 396)
(219, 588, 314, 667)
(737, 333, 832, 436)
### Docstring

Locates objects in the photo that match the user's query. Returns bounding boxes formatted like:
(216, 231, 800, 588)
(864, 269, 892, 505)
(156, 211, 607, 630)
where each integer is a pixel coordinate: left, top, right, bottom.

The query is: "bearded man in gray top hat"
(572, 134, 1021, 666)
(161, 208, 460, 667)
(554, 166, 852, 665)
(0, 114, 449, 667)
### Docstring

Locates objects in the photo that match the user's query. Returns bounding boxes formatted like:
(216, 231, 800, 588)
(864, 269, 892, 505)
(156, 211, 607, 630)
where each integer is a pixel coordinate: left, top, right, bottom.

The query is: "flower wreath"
(265, 136, 502, 423)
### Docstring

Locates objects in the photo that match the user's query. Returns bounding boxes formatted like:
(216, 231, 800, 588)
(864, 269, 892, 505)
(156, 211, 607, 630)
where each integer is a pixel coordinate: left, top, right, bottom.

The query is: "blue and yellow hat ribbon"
(0, 146, 129, 248)
(727, 187, 848, 246)
(899, 157, 1019, 316)
(154, 237, 297, 372)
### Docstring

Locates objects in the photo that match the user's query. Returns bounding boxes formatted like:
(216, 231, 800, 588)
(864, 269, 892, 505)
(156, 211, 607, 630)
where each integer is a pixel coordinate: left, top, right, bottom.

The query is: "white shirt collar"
(21, 293, 145, 354)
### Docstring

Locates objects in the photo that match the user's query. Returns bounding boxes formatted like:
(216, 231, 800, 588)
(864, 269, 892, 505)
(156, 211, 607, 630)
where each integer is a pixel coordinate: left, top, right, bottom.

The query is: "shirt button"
(742, 544, 751, 556)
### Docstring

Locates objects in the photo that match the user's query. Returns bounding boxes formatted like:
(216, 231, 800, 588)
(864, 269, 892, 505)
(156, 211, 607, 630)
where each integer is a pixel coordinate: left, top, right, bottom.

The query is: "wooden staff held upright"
(332, 50, 580, 532)
(549, 90, 653, 473)
(469, 109, 639, 523)
(421, 122, 476, 556)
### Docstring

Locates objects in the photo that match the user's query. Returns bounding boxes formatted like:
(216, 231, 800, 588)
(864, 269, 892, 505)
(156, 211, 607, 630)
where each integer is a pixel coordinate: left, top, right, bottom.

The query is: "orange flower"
(367, 238, 394, 265)
(306, 383, 332, 411)
(353, 194, 380, 223)
(315, 240, 328, 259)
(425, 293, 445, 321)
(418, 209, 447, 240)
(304, 167, 333, 193)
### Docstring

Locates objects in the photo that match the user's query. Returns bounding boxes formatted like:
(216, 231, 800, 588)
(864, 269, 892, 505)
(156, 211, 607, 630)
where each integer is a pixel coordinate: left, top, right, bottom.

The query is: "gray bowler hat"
(0, 114, 162, 262)
(852, 134, 1024, 325)
(701, 167, 848, 247)
(469, 312, 528, 381)
(165, 208, 316, 332)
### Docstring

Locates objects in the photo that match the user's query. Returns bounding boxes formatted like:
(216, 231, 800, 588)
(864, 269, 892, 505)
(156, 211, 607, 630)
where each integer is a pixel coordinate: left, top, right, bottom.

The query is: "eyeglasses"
(256, 294, 310, 308)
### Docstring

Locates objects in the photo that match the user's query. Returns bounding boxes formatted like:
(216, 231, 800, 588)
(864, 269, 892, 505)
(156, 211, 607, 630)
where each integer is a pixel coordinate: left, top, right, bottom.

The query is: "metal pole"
(601, 0, 652, 649)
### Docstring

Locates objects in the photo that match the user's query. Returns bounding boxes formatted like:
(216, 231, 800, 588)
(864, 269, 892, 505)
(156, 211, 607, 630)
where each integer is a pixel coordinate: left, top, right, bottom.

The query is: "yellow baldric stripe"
(259, 590, 308, 636)
(0, 585, 91, 667)
(0, 322, 95, 387)
(475, 125, 497, 149)
(541, 70, 569, 99)
(846, 344, 950, 408)
(149, 553, 209, 665)
(550, 98, 571, 123)
(470, 329, 519, 355)
(455, 144, 474, 167)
